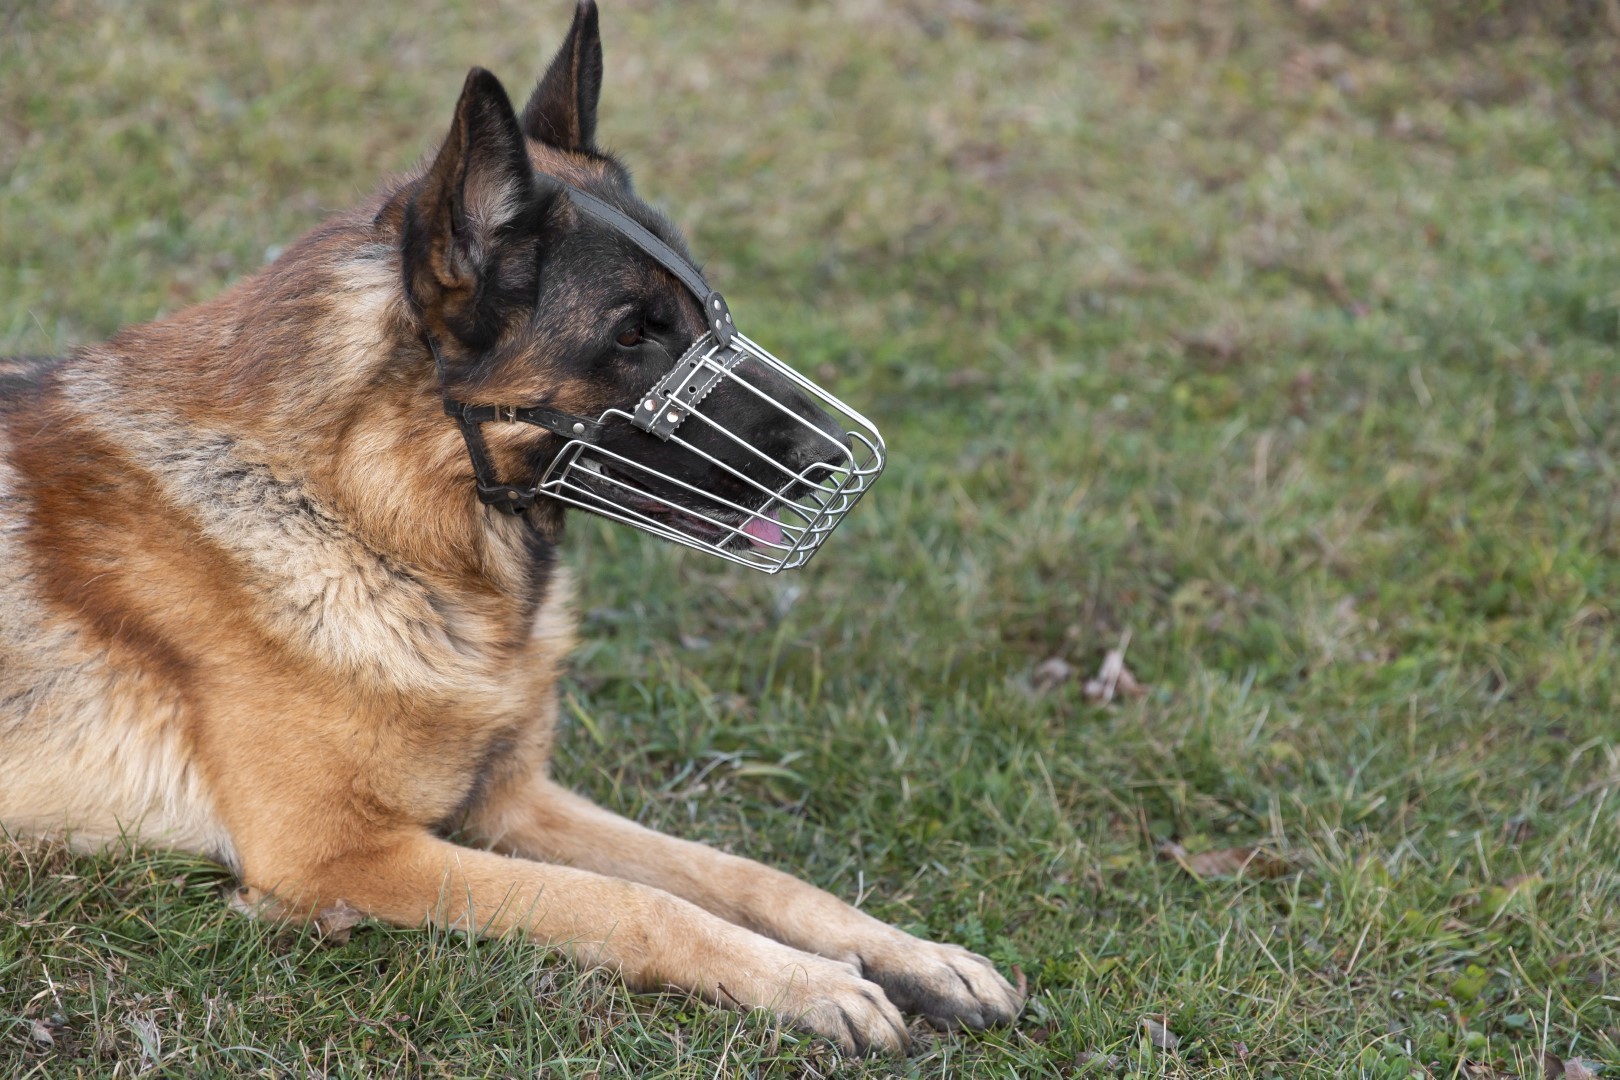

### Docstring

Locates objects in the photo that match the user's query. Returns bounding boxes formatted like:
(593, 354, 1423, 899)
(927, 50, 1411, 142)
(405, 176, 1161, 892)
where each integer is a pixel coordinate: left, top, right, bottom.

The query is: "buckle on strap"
(444, 400, 603, 444)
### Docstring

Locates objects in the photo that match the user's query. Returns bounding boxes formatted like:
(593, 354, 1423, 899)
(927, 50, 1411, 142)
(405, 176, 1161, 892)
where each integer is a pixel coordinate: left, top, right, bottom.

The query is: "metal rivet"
(712, 298, 721, 309)
(725, 313, 732, 323)
(572, 422, 585, 435)
(643, 398, 657, 410)
(666, 411, 679, 423)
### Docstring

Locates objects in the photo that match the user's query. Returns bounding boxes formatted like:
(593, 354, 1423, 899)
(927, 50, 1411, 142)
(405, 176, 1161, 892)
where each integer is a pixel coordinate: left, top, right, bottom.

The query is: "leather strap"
(429, 332, 602, 515)
(563, 186, 735, 347)
(632, 335, 745, 440)
(447, 400, 602, 442)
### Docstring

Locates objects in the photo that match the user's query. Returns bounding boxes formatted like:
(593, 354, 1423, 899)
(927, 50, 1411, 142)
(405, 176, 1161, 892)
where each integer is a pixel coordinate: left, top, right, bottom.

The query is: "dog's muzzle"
(438, 183, 886, 574)
(539, 331, 883, 573)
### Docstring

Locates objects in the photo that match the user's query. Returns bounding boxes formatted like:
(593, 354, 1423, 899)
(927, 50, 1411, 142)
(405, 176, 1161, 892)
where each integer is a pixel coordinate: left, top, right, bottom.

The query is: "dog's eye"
(616, 325, 645, 348)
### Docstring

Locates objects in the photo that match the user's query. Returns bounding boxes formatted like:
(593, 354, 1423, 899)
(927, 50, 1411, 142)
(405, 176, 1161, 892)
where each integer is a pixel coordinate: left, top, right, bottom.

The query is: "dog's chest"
(361, 572, 576, 827)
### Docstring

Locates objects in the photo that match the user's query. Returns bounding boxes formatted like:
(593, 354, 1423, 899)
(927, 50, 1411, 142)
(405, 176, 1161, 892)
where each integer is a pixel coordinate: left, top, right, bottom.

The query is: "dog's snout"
(792, 427, 851, 481)
(777, 373, 849, 464)
(803, 462, 836, 486)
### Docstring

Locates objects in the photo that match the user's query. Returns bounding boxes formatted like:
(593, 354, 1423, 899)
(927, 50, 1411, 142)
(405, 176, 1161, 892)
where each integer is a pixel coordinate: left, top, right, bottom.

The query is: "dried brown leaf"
(1076, 1048, 1119, 1070)
(29, 1019, 55, 1046)
(1160, 842, 1290, 879)
(314, 899, 363, 945)
(1564, 1059, 1599, 1080)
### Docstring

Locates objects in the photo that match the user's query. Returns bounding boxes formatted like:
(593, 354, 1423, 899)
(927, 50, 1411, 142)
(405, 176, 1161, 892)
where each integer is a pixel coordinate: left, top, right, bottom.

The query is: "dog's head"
(399, 2, 862, 562)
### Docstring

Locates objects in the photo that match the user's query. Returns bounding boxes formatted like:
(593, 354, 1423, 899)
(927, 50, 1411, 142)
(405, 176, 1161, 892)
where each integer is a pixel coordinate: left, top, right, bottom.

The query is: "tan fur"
(0, 62, 1022, 1058)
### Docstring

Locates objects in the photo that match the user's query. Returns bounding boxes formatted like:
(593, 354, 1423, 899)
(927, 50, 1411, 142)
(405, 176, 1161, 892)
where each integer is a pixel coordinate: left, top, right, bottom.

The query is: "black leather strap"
(632, 336, 745, 440)
(428, 327, 601, 515)
(442, 400, 536, 512)
(563, 186, 736, 347)
(447, 400, 603, 442)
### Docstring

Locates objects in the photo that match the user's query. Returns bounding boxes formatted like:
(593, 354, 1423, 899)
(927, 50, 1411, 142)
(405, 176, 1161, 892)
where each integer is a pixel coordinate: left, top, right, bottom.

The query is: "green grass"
(4, 1, 1620, 1075)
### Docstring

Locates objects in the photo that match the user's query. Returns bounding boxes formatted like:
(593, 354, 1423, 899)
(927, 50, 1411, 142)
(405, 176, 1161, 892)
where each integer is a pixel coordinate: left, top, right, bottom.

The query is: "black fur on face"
(401, 2, 845, 545)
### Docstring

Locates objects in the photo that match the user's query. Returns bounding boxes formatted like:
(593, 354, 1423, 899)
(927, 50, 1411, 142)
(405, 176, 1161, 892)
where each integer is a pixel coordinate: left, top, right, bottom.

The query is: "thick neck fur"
(54, 180, 558, 666)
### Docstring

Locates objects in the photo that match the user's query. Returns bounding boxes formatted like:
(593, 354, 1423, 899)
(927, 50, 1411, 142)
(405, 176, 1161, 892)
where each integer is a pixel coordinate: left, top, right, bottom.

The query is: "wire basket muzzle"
(536, 333, 885, 573)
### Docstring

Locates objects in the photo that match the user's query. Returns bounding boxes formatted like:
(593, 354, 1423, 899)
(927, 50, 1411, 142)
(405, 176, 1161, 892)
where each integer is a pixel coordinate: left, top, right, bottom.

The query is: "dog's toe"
(856, 935, 1025, 1032)
(784, 962, 910, 1056)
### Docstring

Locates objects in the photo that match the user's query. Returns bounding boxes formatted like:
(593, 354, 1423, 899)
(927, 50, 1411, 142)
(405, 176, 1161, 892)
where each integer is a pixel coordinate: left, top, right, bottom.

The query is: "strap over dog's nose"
(558, 183, 744, 441)
(632, 334, 745, 440)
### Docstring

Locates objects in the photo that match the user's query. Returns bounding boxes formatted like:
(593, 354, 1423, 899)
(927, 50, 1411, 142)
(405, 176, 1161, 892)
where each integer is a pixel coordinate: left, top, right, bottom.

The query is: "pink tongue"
(742, 510, 784, 548)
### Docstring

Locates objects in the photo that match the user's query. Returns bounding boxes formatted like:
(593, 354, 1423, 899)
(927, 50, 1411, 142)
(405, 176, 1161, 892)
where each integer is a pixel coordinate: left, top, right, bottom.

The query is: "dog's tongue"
(742, 510, 784, 548)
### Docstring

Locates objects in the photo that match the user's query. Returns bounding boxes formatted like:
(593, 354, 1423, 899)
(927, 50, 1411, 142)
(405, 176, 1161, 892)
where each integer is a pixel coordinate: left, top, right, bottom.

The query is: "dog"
(0, 1, 1022, 1055)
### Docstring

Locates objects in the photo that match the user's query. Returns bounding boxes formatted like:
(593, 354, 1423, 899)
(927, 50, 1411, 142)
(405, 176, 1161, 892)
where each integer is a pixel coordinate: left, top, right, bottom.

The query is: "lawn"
(3, 1, 1620, 1076)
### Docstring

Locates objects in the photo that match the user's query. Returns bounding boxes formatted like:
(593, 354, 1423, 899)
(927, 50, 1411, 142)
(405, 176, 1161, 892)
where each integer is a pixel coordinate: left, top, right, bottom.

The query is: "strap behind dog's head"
(428, 334, 602, 515)
(559, 185, 735, 347)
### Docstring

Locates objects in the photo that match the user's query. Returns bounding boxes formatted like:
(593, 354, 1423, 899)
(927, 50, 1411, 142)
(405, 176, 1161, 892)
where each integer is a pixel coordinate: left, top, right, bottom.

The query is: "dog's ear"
(521, 0, 603, 153)
(405, 67, 546, 349)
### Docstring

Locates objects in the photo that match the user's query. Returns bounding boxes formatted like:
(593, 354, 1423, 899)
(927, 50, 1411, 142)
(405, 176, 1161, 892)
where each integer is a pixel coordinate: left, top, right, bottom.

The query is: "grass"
(3, 0, 1620, 1075)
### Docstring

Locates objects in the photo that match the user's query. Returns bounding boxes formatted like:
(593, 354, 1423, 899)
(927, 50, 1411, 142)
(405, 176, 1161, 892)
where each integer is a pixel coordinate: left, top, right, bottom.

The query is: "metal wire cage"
(537, 332, 885, 573)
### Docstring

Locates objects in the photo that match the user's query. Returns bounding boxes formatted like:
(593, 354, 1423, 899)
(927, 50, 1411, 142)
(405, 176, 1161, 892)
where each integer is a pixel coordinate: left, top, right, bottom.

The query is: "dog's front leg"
(472, 779, 1025, 1032)
(248, 831, 908, 1055)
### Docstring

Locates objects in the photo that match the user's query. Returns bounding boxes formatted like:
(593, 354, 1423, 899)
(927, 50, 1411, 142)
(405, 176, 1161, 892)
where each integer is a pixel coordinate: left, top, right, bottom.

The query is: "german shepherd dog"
(0, 1, 1021, 1056)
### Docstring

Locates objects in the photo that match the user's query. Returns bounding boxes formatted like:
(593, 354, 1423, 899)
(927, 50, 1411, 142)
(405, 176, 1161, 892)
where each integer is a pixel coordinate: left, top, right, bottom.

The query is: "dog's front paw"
(784, 960, 911, 1057)
(856, 934, 1024, 1032)
(730, 947, 911, 1056)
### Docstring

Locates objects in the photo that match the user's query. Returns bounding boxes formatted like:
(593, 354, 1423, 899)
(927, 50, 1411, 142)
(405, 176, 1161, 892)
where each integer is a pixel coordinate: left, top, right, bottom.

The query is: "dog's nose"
(793, 432, 851, 485)
(784, 407, 851, 476)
